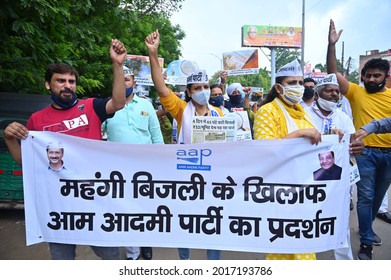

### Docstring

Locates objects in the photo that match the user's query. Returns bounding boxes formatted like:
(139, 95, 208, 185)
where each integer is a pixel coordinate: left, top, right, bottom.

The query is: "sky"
(170, 0, 390, 77)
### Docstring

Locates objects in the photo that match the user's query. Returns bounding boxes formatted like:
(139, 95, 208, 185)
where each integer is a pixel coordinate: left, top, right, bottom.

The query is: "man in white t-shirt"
(305, 73, 364, 260)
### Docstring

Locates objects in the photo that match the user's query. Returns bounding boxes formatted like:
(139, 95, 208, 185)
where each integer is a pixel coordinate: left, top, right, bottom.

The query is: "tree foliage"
(0, 0, 185, 96)
(121, 0, 184, 17)
(275, 48, 301, 70)
(314, 60, 359, 84)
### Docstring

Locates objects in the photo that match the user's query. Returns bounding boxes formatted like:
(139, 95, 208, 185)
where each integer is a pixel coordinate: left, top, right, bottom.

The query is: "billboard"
(222, 49, 259, 76)
(242, 25, 302, 48)
(124, 55, 164, 86)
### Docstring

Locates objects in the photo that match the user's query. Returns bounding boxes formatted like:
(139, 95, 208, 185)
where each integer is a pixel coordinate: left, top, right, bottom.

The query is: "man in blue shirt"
(102, 66, 163, 260)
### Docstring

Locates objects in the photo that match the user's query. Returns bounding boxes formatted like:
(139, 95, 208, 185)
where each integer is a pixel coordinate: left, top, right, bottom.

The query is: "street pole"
(270, 47, 276, 85)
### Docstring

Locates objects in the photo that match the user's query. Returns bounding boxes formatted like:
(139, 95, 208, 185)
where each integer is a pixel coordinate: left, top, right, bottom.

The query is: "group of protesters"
(4, 18, 391, 261)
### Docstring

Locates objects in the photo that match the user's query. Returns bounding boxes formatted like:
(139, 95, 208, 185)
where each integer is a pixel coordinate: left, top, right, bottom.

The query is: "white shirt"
(305, 103, 355, 135)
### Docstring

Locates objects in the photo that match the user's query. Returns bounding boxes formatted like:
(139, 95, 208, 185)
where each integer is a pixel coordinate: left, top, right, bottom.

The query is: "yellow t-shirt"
(346, 83, 391, 147)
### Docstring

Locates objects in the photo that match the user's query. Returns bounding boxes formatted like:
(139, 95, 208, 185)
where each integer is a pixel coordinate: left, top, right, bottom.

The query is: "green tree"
(275, 48, 301, 70)
(313, 60, 358, 83)
(0, 0, 184, 96)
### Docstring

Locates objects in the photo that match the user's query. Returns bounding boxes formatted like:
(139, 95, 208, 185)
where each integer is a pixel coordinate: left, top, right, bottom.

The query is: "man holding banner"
(3, 39, 127, 260)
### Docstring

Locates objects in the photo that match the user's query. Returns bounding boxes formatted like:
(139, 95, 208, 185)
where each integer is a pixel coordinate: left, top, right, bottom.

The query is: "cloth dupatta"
(274, 98, 314, 136)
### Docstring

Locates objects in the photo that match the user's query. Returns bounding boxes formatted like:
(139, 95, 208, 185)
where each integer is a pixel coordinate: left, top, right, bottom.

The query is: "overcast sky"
(170, 0, 390, 76)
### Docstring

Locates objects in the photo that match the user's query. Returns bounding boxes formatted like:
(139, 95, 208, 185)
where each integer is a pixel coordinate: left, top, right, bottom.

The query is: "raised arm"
(145, 30, 170, 97)
(326, 19, 349, 95)
(218, 71, 228, 93)
(105, 39, 127, 114)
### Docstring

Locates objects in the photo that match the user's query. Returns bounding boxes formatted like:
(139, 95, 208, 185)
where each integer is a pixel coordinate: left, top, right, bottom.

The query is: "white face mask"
(317, 97, 338, 112)
(191, 89, 211, 105)
(278, 84, 304, 105)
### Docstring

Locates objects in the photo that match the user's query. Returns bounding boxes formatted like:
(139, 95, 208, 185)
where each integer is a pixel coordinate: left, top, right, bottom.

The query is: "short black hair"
(303, 77, 316, 84)
(45, 63, 79, 83)
(362, 58, 390, 77)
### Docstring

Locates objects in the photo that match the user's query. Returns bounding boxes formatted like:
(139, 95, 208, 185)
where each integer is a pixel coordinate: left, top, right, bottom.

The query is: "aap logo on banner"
(176, 148, 212, 171)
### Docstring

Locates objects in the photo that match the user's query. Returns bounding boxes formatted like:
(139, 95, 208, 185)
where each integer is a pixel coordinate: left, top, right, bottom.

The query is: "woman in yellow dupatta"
(253, 59, 321, 260)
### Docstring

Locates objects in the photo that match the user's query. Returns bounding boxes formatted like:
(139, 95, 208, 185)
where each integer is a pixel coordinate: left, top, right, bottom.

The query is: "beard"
(364, 79, 386, 93)
(58, 88, 76, 103)
(50, 88, 77, 109)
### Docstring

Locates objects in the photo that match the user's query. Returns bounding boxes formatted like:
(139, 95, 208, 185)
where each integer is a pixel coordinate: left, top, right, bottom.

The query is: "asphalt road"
(1, 188, 390, 260)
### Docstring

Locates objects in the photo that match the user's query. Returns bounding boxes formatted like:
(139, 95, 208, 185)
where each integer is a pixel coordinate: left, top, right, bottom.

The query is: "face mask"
(50, 91, 77, 109)
(229, 94, 243, 105)
(364, 79, 386, 93)
(191, 89, 211, 105)
(209, 96, 224, 107)
(278, 84, 304, 105)
(125, 87, 133, 98)
(241, 91, 245, 99)
(303, 86, 315, 100)
(317, 97, 338, 112)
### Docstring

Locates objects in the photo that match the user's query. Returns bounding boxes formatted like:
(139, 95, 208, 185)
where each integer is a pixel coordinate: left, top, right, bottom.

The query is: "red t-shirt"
(27, 98, 109, 140)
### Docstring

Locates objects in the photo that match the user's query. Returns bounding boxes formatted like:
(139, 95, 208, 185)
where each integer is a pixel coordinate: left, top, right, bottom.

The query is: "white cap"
(227, 83, 243, 96)
(316, 73, 339, 88)
(123, 65, 134, 77)
(47, 141, 63, 150)
(275, 59, 303, 78)
(186, 70, 208, 85)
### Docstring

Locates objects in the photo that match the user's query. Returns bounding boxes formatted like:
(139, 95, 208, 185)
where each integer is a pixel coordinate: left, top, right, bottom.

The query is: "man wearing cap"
(46, 141, 65, 172)
(305, 73, 355, 137)
(4, 39, 127, 260)
(305, 73, 364, 259)
(328, 19, 391, 260)
(145, 30, 222, 260)
(102, 65, 163, 260)
(225, 83, 246, 112)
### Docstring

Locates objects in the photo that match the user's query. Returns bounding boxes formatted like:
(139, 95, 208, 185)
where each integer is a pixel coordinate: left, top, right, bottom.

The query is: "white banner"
(22, 132, 350, 254)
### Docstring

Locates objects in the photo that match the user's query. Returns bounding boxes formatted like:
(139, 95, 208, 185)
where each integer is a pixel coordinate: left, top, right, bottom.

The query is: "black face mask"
(364, 79, 386, 93)
(229, 94, 242, 105)
(303, 86, 315, 100)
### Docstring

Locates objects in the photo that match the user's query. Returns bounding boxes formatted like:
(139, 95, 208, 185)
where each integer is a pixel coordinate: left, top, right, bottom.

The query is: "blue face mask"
(50, 91, 77, 109)
(191, 89, 211, 105)
(209, 96, 224, 107)
(125, 87, 133, 98)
